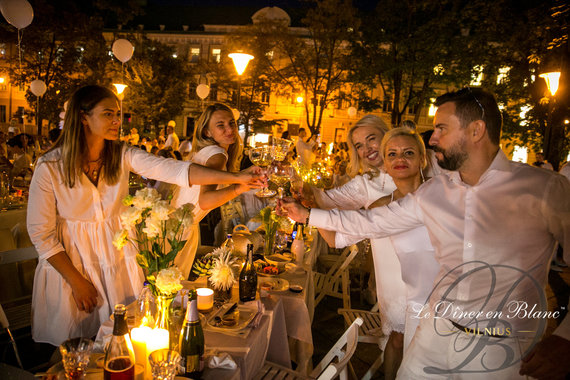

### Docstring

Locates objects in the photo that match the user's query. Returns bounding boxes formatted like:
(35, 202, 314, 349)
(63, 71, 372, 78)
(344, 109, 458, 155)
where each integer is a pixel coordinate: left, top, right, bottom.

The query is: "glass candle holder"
(148, 348, 181, 380)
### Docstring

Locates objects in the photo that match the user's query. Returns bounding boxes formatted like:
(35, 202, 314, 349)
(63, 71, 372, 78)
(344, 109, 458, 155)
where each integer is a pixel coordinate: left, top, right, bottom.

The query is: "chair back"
(314, 245, 359, 308)
(313, 317, 363, 380)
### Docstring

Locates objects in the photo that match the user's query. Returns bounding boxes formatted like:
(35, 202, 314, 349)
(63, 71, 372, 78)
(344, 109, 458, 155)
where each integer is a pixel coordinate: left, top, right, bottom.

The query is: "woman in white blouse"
(27, 86, 262, 345)
(297, 115, 406, 380)
(171, 103, 253, 278)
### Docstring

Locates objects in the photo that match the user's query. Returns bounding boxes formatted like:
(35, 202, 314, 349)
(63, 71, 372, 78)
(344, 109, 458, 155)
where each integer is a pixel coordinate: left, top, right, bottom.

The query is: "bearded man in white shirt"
(281, 88, 570, 379)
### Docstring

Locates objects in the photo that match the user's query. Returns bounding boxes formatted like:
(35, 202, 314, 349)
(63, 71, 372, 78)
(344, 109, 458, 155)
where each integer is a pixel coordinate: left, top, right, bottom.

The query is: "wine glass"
(272, 137, 293, 162)
(59, 338, 94, 380)
(249, 145, 276, 197)
(268, 160, 293, 199)
(148, 349, 181, 380)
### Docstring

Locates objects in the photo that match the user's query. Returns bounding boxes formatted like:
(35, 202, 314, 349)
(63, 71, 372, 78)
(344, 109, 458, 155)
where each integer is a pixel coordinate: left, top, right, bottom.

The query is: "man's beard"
(433, 141, 468, 171)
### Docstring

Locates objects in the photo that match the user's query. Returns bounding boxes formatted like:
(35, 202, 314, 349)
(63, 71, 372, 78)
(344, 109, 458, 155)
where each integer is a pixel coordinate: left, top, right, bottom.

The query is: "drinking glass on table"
(249, 145, 276, 198)
(59, 338, 94, 380)
(148, 349, 181, 380)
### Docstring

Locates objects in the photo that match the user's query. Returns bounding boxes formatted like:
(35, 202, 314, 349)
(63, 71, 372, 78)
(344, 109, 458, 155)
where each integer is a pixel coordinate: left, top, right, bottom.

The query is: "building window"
(382, 99, 392, 112)
(261, 92, 270, 104)
(189, 83, 197, 99)
(0, 105, 6, 123)
(211, 48, 221, 63)
(210, 84, 218, 100)
(190, 47, 200, 63)
(407, 103, 419, 115)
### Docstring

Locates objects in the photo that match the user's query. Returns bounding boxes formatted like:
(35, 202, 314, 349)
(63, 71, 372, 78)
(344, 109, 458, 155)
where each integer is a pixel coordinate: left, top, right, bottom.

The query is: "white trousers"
(397, 316, 534, 380)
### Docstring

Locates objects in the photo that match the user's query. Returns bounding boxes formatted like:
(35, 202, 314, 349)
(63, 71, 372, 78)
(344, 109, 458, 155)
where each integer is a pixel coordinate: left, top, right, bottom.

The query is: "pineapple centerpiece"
(191, 246, 240, 303)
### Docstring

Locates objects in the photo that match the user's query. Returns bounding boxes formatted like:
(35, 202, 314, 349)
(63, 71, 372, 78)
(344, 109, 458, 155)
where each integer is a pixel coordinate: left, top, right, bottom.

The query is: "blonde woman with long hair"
(27, 87, 262, 346)
(296, 114, 408, 380)
(171, 103, 254, 278)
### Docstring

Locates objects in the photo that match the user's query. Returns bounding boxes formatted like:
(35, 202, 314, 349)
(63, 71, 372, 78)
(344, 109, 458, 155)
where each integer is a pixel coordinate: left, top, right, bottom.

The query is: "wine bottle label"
(180, 354, 204, 374)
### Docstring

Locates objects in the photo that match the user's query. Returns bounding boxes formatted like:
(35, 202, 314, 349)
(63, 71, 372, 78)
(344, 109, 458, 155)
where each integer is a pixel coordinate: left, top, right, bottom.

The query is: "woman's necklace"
(84, 156, 103, 185)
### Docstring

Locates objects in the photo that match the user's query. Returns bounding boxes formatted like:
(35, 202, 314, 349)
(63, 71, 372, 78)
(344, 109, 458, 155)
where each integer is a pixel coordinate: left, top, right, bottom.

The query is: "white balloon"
(196, 84, 210, 100)
(112, 39, 134, 63)
(0, 0, 33, 29)
(63, 100, 69, 111)
(29, 79, 46, 96)
(59, 112, 65, 120)
(232, 108, 240, 121)
(347, 106, 357, 117)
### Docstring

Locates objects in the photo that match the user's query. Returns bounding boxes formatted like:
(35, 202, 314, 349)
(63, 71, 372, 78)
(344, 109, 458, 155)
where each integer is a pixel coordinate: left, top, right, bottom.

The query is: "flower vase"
(155, 294, 175, 333)
(264, 232, 275, 257)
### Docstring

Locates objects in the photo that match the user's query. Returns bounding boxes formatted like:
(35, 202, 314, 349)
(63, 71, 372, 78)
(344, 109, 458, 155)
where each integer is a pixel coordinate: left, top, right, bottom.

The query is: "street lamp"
(539, 71, 561, 96)
(113, 83, 127, 136)
(539, 71, 562, 169)
(228, 52, 254, 115)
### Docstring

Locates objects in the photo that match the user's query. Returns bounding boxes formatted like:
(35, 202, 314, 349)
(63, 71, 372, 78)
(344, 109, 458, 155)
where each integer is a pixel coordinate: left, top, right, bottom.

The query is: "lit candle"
(146, 328, 170, 356)
(197, 288, 214, 312)
(131, 326, 151, 379)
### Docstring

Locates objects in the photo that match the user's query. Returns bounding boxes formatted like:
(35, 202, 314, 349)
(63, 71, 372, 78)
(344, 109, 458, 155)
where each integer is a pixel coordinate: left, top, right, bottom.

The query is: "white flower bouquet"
(113, 188, 193, 296)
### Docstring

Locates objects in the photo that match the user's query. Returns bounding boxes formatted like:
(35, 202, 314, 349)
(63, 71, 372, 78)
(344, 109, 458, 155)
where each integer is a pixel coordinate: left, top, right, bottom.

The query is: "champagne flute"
(249, 145, 276, 197)
(272, 137, 293, 162)
(268, 160, 293, 199)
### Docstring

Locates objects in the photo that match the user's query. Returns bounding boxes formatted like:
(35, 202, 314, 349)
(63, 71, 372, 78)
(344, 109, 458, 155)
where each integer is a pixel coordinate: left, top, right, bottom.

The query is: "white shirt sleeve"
(27, 160, 65, 260)
(124, 146, 191, 187)
(545, 174, 570, 340)
(308, 193, 424, 246)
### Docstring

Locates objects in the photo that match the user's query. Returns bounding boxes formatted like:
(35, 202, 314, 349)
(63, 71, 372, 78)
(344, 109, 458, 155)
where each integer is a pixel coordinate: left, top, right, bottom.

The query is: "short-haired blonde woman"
(171, 103, 254, 277)
(27, 87, 261, 346)
(285, 127, 439, 379)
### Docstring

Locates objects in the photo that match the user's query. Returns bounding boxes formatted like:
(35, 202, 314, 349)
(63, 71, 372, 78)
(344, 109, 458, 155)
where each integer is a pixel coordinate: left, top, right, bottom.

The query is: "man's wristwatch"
(304, 207, 311, 225)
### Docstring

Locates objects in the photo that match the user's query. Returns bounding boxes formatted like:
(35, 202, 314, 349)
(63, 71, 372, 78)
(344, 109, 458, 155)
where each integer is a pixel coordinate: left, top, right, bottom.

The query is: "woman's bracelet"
(305, 207, 311, 225)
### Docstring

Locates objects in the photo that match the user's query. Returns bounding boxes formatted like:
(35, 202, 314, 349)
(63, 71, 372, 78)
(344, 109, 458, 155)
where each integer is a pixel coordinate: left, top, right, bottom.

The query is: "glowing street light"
(229, 53, 254, 75)
(228, 52, 254, 132)
(539, 71, 561, 96)
(113, 83, 128, 135)
(296, 96, 304, 103)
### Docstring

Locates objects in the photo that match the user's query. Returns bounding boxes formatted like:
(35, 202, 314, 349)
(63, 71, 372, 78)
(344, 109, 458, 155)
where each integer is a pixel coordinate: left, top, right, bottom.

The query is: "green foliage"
(122, 36, 192, 131)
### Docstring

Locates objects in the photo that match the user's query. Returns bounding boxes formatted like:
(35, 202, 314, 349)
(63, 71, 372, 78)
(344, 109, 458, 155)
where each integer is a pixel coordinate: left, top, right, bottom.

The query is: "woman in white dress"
(296, 115, 406, 380)
(171, 103, 253, 278)
(367, 127, 440, 352)
(27, 86, 262, 346)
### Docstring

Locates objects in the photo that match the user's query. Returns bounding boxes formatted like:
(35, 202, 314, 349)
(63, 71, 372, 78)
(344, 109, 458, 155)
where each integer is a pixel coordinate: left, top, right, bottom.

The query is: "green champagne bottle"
(239, 243, 257, 302)
(178, 297, 204, 378)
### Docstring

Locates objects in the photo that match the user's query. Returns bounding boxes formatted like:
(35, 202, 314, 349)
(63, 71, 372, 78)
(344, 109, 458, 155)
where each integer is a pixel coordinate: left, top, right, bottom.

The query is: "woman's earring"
(420, 168, 425, 183)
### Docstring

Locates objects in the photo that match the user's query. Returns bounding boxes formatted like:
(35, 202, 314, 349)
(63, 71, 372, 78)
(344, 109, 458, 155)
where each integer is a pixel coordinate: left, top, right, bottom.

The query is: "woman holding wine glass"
(289, 115, 404, 379)
(171, 103, 263, 278)
(27, 87, 263, 346)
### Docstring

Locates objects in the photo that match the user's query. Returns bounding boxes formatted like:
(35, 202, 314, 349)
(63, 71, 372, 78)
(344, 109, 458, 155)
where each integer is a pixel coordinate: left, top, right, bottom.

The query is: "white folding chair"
(254, 317, 364, 380)
(338, 304, 384, 380)
(314, 245, 359, 309)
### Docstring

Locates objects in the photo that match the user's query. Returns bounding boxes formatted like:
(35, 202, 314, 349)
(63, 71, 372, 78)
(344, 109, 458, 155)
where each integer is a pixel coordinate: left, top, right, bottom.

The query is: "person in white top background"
(295, 127, 316, 166)
(27, 86, 263, 346)
(171, 103, 256, 278)
(282, 87, 570, 379)
(164, 120, 180, 151)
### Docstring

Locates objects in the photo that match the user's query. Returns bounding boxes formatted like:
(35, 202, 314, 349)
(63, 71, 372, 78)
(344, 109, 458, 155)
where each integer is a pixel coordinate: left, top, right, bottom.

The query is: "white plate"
(206, 304, 258, 332)
(259, 278, 289, 292)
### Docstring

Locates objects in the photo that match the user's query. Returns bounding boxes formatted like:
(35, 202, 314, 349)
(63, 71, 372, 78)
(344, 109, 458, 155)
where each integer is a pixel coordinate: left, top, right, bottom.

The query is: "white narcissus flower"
(120, 207, 142, 230)
(150, 200, 173, 221)
(112, 230, 129, 250)
(143, 218, 162, 239)
(132, 188, 160, 209)
(155, 267, 184, 295)
(171, 203, 194, 229)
